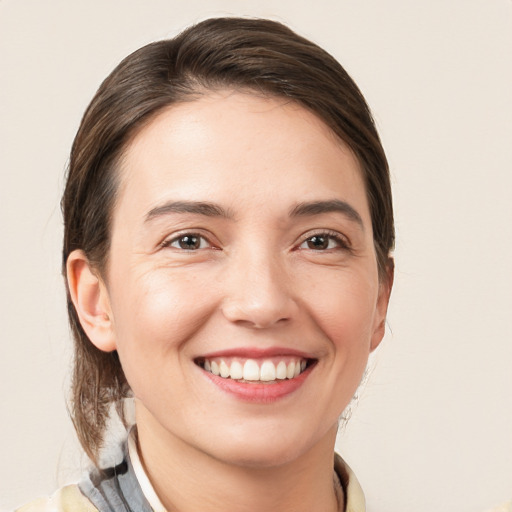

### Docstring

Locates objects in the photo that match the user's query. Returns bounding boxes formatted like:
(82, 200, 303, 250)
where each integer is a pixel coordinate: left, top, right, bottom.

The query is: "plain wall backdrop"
(1, 0, 511, 510)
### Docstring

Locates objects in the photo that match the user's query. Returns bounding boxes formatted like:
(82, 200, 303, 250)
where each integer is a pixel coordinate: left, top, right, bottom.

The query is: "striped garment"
(16, 430, 366, 512)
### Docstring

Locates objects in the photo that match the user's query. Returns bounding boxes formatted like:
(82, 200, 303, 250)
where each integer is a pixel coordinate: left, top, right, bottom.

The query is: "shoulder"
(15, 485, 98, 512)
(484, 501, 512, 512)
(334, 453, 366, 512)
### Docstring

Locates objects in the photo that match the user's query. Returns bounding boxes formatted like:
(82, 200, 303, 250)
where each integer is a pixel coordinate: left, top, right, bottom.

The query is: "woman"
(18, 17, 394, 512)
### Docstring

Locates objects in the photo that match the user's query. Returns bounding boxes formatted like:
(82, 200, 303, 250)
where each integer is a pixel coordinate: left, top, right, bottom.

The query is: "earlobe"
(66, 250, 117, 352)
(370, 258, 394, 352)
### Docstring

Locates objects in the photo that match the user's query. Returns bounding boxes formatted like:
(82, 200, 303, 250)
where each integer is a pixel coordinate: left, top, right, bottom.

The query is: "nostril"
(221, 297, 297, 329)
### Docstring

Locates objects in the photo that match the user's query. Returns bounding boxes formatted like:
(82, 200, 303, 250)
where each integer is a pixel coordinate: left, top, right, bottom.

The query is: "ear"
(66, 250, 117, 352)
(370, 258, 394, 352)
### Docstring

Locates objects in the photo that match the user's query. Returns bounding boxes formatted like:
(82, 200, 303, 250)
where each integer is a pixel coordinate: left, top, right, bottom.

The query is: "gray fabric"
(77, 441, 354, 511)
(79, 448, 153, 512)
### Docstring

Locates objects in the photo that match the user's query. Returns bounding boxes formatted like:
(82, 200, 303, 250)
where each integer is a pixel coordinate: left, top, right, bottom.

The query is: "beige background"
(1, 0, 511, 510)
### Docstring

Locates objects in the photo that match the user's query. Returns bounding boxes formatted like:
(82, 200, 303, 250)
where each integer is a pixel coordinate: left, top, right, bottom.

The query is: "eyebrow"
(145, 201, 234, 222)
(145, 198, 364, 228)
(289, 199, 364, 229)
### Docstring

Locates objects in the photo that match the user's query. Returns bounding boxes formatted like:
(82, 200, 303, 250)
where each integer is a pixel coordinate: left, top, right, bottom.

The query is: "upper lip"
(196, 347, 315, 360)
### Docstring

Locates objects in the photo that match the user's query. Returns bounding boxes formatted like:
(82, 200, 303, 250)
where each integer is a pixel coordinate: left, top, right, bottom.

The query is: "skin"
(68, 91, 392, 512)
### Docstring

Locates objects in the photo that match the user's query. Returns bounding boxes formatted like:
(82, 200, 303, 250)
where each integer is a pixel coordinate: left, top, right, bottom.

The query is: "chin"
(211, 442, 306, 470)
(200, 421, 331, 470)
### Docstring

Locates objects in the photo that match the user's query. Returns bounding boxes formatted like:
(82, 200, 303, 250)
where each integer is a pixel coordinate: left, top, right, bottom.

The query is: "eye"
(299, 232, 349, 251)
(164, 233, 210, 251)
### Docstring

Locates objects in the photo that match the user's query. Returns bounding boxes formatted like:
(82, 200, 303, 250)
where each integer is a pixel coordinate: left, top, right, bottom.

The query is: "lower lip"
(201, 365, 314, 403)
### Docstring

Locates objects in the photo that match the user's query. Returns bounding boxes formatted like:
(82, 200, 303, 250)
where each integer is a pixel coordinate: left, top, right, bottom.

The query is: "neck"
(135, 406, 342, 512)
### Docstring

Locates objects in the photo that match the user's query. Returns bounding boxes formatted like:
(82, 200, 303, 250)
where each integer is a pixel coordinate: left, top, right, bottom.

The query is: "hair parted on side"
(62, 16, 394, 465)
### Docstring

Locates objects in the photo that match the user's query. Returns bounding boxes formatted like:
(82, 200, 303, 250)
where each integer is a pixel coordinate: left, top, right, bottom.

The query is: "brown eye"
(168, 234, 208, 250)
(307, 235, 329, 250)
(299, 233, 347, 251)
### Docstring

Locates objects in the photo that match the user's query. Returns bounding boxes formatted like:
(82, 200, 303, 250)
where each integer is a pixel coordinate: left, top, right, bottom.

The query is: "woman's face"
(99, 91, 390, 467)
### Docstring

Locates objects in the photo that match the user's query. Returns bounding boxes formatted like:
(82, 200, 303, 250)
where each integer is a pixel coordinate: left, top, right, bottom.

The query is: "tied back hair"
(62, 17, 395, 465)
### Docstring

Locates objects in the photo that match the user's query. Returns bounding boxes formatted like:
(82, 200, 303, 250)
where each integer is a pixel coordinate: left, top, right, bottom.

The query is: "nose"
(220, 249, 298, 329)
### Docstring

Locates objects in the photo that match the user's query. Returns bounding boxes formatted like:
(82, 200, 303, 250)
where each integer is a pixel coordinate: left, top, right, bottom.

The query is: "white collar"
(128, 428, 365, 512)
(128, 429, 167, 512)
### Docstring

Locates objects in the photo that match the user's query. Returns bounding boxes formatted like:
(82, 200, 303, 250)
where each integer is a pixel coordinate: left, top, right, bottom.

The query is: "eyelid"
(160, 230, 218, 250)
(296, 229, 352, 250)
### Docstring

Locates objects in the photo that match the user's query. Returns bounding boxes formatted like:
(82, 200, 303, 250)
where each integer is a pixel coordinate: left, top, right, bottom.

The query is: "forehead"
(115, 91, 369, 222)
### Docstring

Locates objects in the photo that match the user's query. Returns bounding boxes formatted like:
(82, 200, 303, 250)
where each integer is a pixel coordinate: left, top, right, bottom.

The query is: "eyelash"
(297, 230, 351, 252)
(161, 232, 213, 251)
(160, 230, 350, 253)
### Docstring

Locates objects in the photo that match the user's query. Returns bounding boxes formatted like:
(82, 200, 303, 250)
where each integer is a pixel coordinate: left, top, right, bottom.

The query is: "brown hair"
(62, 17, 395, 465)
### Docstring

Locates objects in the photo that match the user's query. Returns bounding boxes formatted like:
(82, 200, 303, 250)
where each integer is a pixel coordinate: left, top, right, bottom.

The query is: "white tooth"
(243, 359, 260, 381)
(301, 360, 307, 372)
(286, 361, 295, 379)
(276, 361, 287, 380)
(211, 361, 220, 376)
(260, 360, 276, 381)
(204, 360, 211, 372)
(230, 360, 243, 380)
(219, 360, 230, 378)
(293, 362, 301, 377)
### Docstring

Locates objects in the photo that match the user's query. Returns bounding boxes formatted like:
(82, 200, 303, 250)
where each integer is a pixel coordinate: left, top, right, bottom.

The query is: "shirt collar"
(128, 429, 167, 512)
(128, 429, 365, 512)
(334, 453, 366, 512)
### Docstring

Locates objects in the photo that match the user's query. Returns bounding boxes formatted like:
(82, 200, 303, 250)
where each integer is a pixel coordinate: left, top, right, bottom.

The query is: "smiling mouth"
(195, 357, 315, 383)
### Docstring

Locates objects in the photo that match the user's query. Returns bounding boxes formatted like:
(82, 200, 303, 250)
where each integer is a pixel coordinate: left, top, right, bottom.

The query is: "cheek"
(306, 271, 378, 342)
(301, 269, 379, 392)
(109, 269, 218, 384)
(312, 283, 377, 412)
